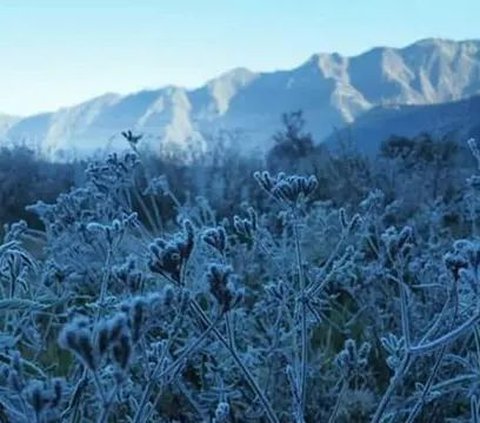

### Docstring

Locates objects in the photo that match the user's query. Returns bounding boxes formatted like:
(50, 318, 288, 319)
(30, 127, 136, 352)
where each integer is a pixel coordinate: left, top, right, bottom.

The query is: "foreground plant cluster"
(2, 138, 480, 423)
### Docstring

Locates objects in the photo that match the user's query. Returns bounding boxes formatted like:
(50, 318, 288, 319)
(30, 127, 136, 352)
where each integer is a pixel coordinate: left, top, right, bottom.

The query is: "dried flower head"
(148, 220, 195, 282)
(254, 171, 318, 206)
(203, 226, 227, 254)
(58, 318, 97, 370)
(205, 264, 243, 313)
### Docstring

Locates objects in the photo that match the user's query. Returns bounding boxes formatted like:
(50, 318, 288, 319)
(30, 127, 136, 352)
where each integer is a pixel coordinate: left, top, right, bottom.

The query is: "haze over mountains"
(2, 38, 480, 160)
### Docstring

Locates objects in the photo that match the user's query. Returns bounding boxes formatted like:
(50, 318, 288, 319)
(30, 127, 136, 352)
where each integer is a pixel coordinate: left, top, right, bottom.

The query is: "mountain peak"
(411, 38, 456, 47)
(402, 37, 480, 54)
(215, 67, 256, 80)
(3, 38, 480, 159)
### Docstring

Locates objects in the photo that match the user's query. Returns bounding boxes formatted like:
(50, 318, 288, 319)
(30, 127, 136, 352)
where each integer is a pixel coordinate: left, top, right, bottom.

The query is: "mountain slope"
(0, 114, 20, 139)
(324, 94, 480, 154)
(3, 38, 480, 159)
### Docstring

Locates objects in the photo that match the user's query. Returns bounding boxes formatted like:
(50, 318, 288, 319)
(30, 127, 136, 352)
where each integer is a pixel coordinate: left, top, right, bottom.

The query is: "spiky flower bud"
(398, 226, 413, 250)
(247, 207, 257, 231)
(444, 240, 480, 288)
(203, 226, 227, 254)
(381, 333, 406, 370)
(28, 380, 46, 416)
(96, 322, 111, 357)
(232, 209, 258, 249)
(205, 264, 242, 313)
(113, 256, 144, 293)
(50, 378, 63, 408)
(265, 279, 289, 303)
(108, 314, 128, 343)
(58, 319, 97, 370)
(254, 171, 317, 205)
(348, 213, 362, 232)
(148, 220, 195, 282)
(335, 339, 371, 379)
(130, 298, 147, 342)
(112, 333, 132, 370)
(253, 171, 276, 193)
(75, 332, 96, 371)
(163, 284, 175, 307)
(215, 401, 230, 422)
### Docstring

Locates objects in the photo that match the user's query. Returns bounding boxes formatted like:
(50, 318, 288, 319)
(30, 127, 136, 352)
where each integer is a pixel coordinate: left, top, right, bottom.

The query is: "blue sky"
(1, 0, 479, 115)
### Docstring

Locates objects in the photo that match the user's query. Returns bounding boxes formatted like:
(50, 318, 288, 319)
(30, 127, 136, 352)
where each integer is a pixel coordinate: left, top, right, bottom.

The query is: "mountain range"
(2, 38, 480, 160)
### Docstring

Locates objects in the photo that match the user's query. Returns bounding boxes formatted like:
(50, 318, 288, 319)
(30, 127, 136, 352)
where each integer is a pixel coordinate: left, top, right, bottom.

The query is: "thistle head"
(148, 220, 195, 282)
(58, 318, 97, 370)
(254, 171, 318, 206)
(203, 226, 227, 254)
(205, 264, 243, 313)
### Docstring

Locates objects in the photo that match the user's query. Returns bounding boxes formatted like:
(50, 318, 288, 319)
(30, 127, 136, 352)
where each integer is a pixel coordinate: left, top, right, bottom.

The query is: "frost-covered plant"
(2, 136, 480, 422)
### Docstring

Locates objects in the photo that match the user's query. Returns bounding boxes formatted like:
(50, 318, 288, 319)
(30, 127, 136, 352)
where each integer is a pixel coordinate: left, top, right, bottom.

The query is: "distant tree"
(380, 132, 460, 200)
(325, 142, 372, 204)
(380, 135, 416, 162)
(266, 110, 316, 173)
(0, 146, 76, 231)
